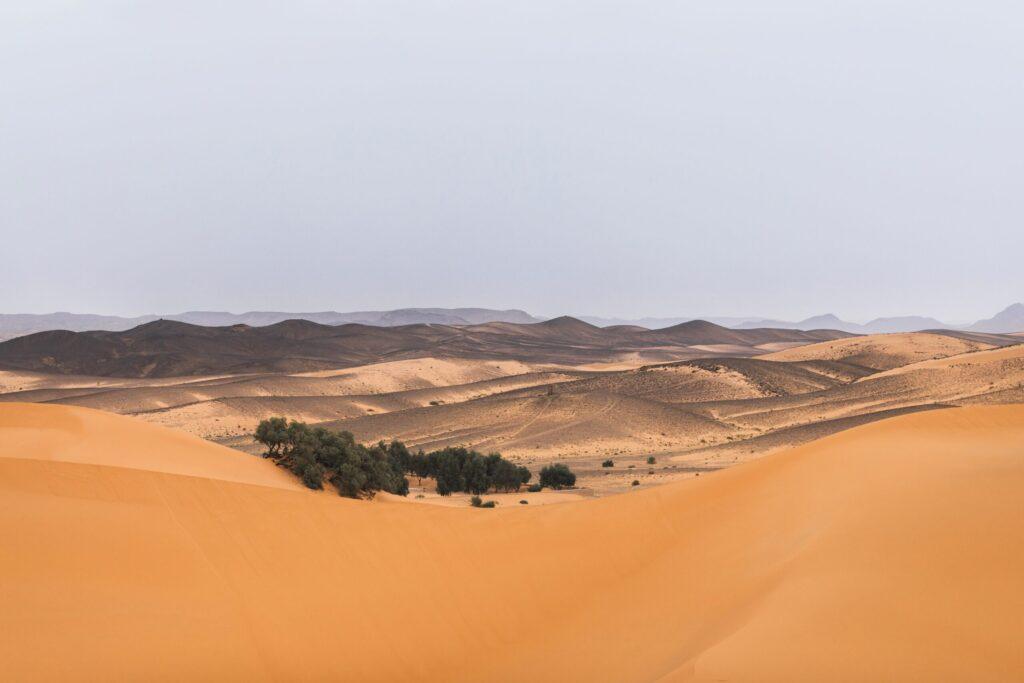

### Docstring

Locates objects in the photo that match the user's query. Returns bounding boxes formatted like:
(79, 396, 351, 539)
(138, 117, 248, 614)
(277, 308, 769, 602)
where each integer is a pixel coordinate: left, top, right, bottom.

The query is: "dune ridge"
(1, 403, 1022, 681)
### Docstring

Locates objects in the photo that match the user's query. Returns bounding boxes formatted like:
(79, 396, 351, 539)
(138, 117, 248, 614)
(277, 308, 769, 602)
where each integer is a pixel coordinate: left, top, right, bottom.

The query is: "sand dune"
(1, 403, 1021, 680)
(0, 403, 299, 490)
(0, 358, 581, 439)
(762, 331, 992, 370)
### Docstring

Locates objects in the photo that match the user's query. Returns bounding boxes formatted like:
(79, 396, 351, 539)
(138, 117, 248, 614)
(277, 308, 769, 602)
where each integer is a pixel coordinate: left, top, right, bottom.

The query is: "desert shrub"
(480, 500, 497, 508)
(631, 480, 640, 486)
(647, 456, 656, 465)
(520, 500, 528, 505)
(602, 459, 614, 467)
(470, 495, 483, 507)
(300, 462, 325, 490)
(539, 463, 576, 490)
(527, 483, 542, 493)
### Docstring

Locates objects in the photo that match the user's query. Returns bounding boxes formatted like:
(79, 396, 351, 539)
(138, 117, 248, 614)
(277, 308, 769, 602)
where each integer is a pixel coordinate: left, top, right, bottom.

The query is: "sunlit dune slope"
(0, 403, 299, 490)
(1, 403, 1022, 681)
(0, 358, 580, 440)
(762, 331, 992, 371)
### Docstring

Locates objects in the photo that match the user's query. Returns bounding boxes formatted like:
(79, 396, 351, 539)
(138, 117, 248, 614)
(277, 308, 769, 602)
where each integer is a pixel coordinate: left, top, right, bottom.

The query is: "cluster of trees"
(405, 446, 531, 496)
(254, 419, 537, 498)
(254, 417, 409, 498)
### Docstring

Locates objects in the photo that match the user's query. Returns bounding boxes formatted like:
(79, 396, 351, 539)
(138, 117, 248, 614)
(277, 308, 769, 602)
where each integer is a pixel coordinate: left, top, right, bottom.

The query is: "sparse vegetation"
(527, 483, 543, 493)
(470, 495, 483, 507)
(647, 456, 656, 465)
(602, 459, 615, 467)
(480, 500, 497, 508)
(519, 500, 528, 505)
(539, 463, 576, 489)
(631, 480, 640, 486)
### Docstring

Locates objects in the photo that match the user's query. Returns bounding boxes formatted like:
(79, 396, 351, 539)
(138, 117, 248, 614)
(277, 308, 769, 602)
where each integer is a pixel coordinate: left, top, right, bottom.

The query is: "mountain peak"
(969, 303, 1024, 333)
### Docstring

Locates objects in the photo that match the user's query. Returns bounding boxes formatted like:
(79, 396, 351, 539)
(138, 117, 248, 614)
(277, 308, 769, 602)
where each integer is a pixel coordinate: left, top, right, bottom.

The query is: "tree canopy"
(406, 446, 531, 496)
(539, 463, 576, 490)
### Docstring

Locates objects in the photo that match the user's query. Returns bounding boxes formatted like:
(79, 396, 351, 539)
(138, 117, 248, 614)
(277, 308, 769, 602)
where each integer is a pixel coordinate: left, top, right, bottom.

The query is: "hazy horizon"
(0, 303, 1017, 328)
(3, 2, 1021, 321)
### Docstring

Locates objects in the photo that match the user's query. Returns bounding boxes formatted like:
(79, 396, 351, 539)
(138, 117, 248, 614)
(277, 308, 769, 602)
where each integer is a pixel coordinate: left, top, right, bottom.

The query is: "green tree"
(254, 417, 290, 457)
(539, 463, 576, 490)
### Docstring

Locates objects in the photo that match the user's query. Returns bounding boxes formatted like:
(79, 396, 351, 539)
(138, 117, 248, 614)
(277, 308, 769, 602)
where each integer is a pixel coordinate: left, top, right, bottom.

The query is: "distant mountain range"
(734, 304, 1024, 334)
(578, 315, 763, 329)
(1, 303, 1021, 342)
(0, 308, 540, 340)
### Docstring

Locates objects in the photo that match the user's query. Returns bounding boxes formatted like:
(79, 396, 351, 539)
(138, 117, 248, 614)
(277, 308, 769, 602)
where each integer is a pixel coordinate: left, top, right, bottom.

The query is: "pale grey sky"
(2, 1, 1021, 321)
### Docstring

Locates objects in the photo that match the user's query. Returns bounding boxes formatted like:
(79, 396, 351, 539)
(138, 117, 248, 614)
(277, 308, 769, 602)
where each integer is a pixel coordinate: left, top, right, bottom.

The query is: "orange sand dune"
(1, 403, 1022, 681)
(0, 403, 299, 490)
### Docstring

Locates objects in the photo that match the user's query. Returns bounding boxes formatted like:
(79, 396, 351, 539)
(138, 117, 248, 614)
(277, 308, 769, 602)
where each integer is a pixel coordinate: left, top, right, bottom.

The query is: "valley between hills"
(2, 317, 1021, 503)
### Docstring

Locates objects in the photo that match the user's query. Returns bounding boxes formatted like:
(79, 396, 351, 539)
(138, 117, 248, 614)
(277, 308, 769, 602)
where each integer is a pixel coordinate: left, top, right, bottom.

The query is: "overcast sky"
(2, 1, 1021, 322)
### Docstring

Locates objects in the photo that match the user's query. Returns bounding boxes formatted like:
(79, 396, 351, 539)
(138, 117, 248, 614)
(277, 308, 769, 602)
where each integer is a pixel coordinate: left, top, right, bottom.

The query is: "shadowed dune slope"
(1, 403, 1022, 681)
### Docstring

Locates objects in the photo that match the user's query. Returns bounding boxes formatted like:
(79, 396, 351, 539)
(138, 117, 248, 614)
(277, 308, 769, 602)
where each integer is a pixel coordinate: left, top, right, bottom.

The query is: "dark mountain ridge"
(0, 317, 852, 378)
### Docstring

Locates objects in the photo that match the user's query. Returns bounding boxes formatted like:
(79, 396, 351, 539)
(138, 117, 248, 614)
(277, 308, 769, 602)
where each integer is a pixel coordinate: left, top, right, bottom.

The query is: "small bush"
(601, 459, 614, 467)
(539, 463, 576, 490)
(519, 500, 528, 505)
(470, 495, 483, 507)
(631, 480, 640, 486)
(647, 456, 656, 465)
(527, 483, 543, 492)
(300, 463, 325, 490)
(480, 500, 497, 508)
